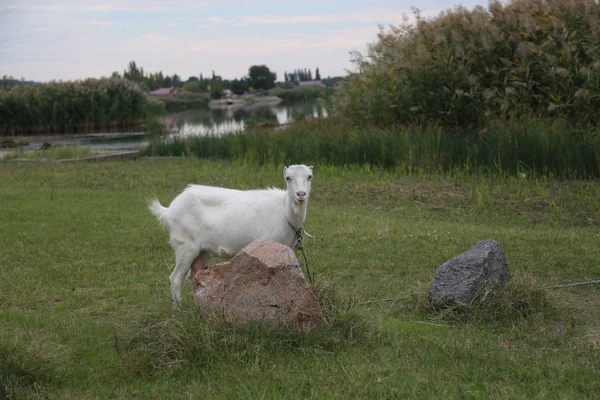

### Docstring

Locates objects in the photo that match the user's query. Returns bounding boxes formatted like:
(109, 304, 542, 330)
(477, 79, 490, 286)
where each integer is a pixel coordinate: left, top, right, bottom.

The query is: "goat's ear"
(309, 165, 313, 170)
(283, 166, 287, 174)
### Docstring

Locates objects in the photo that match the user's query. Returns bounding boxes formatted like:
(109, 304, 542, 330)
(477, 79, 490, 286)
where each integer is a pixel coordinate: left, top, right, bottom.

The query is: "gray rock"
(428, 240, 510, 308)
(193, 241, 324, 329)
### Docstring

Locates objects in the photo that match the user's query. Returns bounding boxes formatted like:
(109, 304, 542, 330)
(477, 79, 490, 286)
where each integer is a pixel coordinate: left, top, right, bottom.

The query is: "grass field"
(1, 159, 599, 399)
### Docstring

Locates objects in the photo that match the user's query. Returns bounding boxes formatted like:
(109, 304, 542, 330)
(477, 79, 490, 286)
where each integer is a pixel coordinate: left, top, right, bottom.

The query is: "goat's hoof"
(171, 298, 183, 310)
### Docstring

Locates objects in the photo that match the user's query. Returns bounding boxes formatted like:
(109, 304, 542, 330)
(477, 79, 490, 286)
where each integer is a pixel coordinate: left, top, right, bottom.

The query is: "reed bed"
(145, 117, 600, 178)
(0, 78, 164, 135)
(335, 0, 600, 129)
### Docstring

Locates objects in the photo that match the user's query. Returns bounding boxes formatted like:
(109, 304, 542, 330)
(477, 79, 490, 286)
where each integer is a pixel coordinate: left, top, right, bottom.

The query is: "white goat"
(148, 164, 313, 302)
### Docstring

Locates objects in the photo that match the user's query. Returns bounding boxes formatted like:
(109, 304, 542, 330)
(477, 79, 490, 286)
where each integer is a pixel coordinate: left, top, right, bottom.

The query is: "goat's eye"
(286, 177, 292, 182)
(307, 175, 312, 181)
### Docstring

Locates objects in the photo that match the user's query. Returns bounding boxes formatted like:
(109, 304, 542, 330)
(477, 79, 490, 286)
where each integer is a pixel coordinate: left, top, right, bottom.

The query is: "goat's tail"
(148, 198, 169, 230)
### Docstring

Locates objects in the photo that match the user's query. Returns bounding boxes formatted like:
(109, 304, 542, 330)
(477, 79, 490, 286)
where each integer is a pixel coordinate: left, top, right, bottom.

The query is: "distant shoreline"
(208, 95, 283, 109)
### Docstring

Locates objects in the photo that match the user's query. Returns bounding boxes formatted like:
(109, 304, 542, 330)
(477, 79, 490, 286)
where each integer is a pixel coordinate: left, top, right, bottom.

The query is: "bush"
(335, 0, 600, 129)
(154, 92, 210, 112)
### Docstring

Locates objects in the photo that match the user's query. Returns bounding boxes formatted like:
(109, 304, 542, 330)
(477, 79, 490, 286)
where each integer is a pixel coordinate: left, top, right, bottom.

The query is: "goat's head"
(284, 164, 313, 204)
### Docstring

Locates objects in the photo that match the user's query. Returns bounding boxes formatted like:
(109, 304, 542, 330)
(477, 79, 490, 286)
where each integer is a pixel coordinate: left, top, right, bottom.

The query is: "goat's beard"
(293, 198, 308, 216)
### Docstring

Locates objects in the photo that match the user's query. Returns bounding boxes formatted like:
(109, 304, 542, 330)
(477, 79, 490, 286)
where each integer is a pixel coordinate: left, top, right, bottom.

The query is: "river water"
(162, 100, 327, 137)
(9, 100, 327, 152)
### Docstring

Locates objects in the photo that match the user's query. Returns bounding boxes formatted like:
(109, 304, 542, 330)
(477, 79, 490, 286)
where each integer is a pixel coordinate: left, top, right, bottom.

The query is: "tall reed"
(335, 0, 600, 129)
(145, 117, 600, 178)
(0, 78, 164, 135)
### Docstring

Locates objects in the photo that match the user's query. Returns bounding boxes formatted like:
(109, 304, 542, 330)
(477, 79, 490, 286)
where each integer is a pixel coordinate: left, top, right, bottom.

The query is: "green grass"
(1, 159, 599, 398)
(3, 145, 93, 161)
(0, 343, 58, 400)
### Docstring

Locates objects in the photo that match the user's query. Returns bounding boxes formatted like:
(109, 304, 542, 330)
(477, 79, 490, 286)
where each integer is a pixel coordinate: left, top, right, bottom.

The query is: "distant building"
(149, 87, 173, 95)
(298, 80, 326, 88)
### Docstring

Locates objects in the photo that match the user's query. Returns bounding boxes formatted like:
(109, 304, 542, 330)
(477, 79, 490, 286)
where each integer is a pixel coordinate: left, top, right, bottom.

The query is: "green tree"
(248, 65, 277, 90)
(231, 78, 250, 95)
(315, 68, 321, 81)
(123, 61, 144, 83)
(149, 71, 165, 89)
(183, 81, 204, 92)
(210, 80, 224, 99)
(171, 74, 182, 88)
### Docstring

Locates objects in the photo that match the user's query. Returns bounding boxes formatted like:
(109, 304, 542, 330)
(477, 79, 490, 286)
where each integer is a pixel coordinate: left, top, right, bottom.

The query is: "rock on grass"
(428, 240, 510, 308)
(194, 241, 324, 329)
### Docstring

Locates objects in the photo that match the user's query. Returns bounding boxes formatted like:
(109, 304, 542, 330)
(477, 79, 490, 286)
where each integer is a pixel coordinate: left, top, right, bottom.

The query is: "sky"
(1, 0, 486, 83)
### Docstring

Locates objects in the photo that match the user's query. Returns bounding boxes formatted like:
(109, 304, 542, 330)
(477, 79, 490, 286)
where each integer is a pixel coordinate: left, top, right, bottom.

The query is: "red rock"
(193, 241, 324, 329)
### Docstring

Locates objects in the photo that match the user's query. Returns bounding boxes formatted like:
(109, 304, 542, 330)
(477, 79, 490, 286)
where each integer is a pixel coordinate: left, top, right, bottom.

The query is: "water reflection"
(4, 101, 329, 153)
(161, 100, 328, 137)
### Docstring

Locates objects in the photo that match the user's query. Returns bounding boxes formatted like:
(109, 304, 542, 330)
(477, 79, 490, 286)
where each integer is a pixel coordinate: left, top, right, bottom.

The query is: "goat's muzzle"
(296, 191, 307, 202)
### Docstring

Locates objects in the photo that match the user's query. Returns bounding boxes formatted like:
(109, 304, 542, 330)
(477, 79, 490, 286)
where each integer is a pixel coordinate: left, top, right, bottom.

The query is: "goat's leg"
(190, 251, 211, 302)
(170, 244, 199, 304)
(189, 251, 210, 278)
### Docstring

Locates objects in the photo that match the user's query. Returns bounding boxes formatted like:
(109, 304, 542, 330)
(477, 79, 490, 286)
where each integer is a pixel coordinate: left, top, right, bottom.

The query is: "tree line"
(115, 61, 278, 97)
(115, 61, 337, 98)
(0, 61, 344, 103)
(2, 62, 343, 101)
(283, 68, 321, 83)
(1, 75, 37, 90)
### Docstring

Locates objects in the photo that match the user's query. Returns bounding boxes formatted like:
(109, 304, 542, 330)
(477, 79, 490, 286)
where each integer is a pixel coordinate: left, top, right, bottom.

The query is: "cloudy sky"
(1, 0, 485, 83)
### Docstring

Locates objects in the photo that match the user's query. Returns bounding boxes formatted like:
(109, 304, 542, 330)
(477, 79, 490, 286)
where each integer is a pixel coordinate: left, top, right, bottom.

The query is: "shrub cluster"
(269, 86, 333, 102)
(155, 92, 210, 112)
(335, 0, 600, 129)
